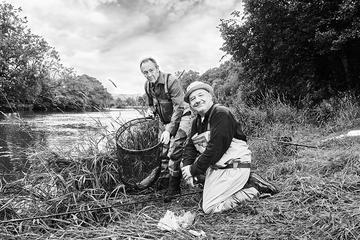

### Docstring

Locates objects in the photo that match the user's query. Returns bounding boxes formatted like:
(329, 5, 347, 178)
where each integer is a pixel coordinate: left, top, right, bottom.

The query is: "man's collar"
(156, 71, 165, 84)
(205, 103, 216, 117)
(197, 103, 216, 119)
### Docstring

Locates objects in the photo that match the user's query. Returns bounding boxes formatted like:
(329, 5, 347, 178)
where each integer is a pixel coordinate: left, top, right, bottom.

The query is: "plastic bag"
(157, 210, 196, 231)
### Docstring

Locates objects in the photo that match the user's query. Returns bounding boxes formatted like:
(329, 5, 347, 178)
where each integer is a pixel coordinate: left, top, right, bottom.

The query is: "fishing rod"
(177, 69, 185, 79)
(0, 190, 202, 224)
(248, 136, 318, 149)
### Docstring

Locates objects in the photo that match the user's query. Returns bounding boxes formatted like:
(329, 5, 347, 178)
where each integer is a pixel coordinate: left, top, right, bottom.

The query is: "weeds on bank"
(0, 94, 360, 239)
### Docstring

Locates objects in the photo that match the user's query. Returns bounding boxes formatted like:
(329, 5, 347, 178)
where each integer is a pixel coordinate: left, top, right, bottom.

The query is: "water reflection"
(0, 109, 142, 181)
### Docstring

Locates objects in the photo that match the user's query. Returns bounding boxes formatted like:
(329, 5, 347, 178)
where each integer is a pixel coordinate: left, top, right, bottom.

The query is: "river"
(0, 109, 142, 181)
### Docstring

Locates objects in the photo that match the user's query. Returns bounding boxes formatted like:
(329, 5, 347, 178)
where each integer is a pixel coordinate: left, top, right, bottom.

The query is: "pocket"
(158, 100, 173, 124)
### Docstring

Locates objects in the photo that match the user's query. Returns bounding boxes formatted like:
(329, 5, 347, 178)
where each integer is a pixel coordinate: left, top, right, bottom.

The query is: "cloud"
(10, 0, 242, 94)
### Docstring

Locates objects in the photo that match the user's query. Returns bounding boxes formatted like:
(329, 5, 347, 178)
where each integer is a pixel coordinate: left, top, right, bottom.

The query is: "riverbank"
(0, 109, 142, 181)
(1, 119, 359, 239)
(1, 94, 360, 239)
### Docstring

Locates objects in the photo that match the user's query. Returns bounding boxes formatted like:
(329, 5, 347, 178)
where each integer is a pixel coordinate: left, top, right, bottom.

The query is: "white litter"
(189, 229, 206, 237)
(323, 129, 360, 141)
(346, 130, 360, 137)
(157, 210, 196, 231)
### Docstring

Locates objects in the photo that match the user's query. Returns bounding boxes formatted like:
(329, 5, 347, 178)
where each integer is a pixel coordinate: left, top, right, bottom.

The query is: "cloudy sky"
(10, 0, 242, 94)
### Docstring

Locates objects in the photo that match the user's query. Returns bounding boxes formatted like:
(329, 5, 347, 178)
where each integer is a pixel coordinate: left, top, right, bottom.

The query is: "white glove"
(181, 165, 194, 187)
(160, 130, 170, 144)
(146, 107, 155, 118)
(186, 177, 195, 187)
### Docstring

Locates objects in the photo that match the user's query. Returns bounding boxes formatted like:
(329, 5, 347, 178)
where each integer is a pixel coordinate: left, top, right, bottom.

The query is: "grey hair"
(139, 57, 159, 69)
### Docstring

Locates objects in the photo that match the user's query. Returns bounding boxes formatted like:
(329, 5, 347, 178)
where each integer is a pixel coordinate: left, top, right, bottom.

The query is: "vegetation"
(113, 95, 146, 109)
(0, 3, 113, 112)
(1, 0, 360, 239)
(218, 0, 360, 106)
(0, 95, 359, 239)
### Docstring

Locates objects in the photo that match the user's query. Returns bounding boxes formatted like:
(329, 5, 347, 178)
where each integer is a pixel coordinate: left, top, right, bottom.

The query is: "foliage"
(112, 96, 145, 109)
(1, 96, 360, 239)
(114, 97, 126, 108)
(218, 0, 360, 105)
(125, 97, 136, 107)
(0, 3, 58, 111)
(136, 94, 147, 106)
(179, 70, 200, 90)
(0, 3, 113, 112)
(196, 60, 245, 107)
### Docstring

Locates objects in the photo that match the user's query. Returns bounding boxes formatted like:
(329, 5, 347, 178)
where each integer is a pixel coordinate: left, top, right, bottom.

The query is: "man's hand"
(146, 107, 155, 118)
(181, 165, 194, 187)
(160, 130, 170, 144)
(185, 177, 195, 187)
(192, 133, 208, 145)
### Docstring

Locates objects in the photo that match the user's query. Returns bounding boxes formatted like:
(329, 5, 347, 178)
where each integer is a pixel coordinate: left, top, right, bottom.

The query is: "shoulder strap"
(145, 81, 150, 98)
(145, 74, 170, 100)
(196, 104, 219, 132)
(164, 73, 171, 99)
(207, 104, 219, 130)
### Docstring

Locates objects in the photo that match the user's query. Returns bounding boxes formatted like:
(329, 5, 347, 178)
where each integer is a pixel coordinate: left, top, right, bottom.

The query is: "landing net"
(115, 117, 164, 190)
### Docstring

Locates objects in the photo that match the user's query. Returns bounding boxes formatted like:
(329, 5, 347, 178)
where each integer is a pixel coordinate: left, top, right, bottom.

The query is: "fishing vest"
(144, 73, 174, 124)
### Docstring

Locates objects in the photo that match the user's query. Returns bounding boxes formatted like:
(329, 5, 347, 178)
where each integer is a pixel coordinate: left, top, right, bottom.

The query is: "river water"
(0, 109, 142, 181)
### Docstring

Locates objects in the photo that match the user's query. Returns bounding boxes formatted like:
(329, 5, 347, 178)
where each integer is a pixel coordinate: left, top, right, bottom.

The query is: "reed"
(1, 97, 360, 239)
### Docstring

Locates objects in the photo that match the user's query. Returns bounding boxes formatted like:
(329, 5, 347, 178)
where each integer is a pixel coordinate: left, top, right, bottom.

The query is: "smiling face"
(188, 89, 213, 116)
(140, 60, 160, 83)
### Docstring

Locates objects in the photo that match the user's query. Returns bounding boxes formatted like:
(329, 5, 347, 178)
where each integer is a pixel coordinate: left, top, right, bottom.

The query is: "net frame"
(115, 117, 164, 190)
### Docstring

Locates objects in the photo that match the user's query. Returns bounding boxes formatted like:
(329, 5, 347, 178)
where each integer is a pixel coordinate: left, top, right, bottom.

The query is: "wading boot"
(164, 176, 181, 203)
(247, 172, 279, 198)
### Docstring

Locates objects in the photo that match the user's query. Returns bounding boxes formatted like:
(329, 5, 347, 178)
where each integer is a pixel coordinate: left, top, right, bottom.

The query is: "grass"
(1, 97, 360, 239)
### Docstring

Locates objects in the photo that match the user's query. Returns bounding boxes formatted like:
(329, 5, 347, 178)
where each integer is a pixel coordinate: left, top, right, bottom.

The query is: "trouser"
(157, 114, 192, 190)
(167, 114, 192, 177)
(200, 141, 258, 213)
(202, 167, 259, 214)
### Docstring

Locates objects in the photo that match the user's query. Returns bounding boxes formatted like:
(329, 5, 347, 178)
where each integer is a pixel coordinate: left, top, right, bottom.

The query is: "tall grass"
(1, 93, 360, 239)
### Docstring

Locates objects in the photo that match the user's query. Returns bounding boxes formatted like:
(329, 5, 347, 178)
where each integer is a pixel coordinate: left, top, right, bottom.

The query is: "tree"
(125, 97, 136, 107)
(55, 74, 113, 111)
(197, 60, 244, 106)
(137, 95, 147, 106)
(0, 3, 60, 111)
(219, 0, 360, 105)
(80, 74, 113, 110)
(114, 98, 126, 109)
(179, 70, 200, 90)
(33, 63, 75, 111)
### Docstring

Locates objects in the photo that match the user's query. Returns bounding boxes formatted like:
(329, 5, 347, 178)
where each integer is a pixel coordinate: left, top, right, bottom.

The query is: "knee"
(202, 203, 217, 214)
(202, 199, 216, 214)
(168, 159, 181, 177)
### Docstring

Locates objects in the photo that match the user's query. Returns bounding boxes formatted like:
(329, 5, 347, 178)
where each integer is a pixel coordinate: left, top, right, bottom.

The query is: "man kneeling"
(181, 81, 278, 214)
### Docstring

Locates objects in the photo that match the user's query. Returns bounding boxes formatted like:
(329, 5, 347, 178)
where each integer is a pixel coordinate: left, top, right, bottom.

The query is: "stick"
(177, 70, 185, 79)
(248, 136, 318, 149)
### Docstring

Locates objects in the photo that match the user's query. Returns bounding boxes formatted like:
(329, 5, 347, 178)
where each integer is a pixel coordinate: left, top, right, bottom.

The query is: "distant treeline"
(113, 96, 147, 109)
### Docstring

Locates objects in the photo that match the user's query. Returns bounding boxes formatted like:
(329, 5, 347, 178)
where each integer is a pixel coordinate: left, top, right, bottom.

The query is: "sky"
(10, 0, 243, 95)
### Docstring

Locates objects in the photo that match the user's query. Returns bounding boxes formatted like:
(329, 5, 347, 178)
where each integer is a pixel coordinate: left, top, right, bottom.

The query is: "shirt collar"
(156, 71, 165, 84)
(197, 103, 216, 121)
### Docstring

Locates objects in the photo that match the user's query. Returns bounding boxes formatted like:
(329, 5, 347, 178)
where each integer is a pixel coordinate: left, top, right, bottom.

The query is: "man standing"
(181, 81, 278, 213)
(140, 57, 192, 202)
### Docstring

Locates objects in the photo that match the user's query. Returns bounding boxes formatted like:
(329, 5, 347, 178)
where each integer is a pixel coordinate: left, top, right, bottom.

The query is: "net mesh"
(115, 117, 164, 190)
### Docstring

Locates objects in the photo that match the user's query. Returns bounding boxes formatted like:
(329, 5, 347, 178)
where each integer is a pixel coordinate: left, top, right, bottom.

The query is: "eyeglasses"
(142, 68, 155, 76)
